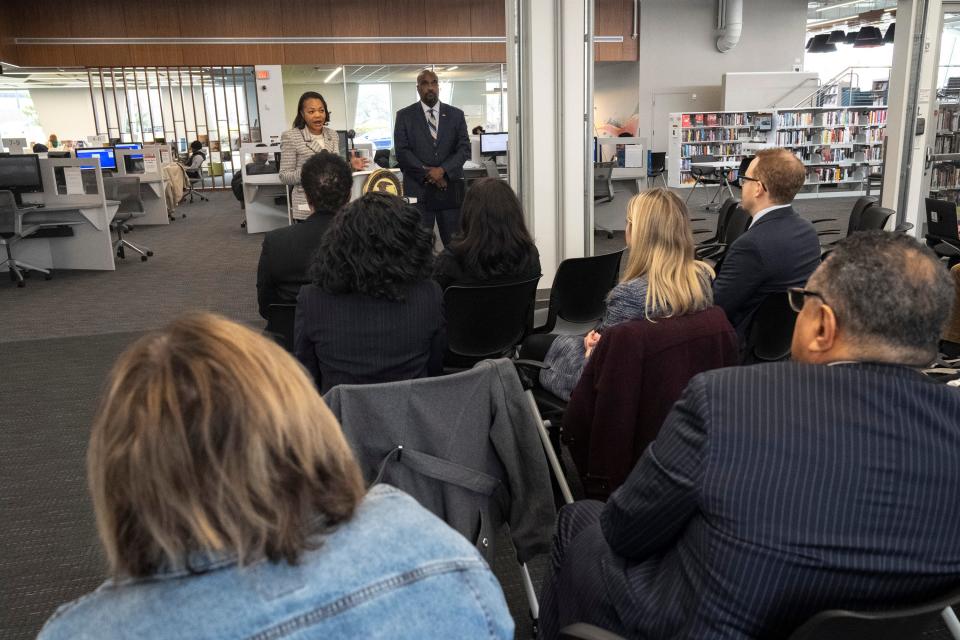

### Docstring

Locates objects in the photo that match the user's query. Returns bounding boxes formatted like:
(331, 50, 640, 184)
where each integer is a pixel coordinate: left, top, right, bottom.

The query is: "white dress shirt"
(749, 203, 791, 228)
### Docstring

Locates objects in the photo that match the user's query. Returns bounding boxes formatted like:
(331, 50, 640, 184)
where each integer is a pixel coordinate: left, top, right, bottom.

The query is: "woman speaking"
(279, 91, 367, 221)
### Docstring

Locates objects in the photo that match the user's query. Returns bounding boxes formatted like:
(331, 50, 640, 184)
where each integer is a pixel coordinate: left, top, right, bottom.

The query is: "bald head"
(417, 70, 439, 107)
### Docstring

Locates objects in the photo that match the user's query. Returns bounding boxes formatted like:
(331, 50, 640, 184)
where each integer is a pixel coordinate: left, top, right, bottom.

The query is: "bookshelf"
(668, 106, 887, 198)
(667, 110, 770, 188)
(929, 98, 960, 203)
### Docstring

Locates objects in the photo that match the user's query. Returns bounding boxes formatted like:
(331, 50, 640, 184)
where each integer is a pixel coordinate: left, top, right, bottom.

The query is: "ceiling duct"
(716, 0, 743, 53)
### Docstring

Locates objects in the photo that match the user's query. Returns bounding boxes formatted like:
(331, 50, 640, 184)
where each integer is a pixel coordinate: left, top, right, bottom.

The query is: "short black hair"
(301, 151, 352, 214)
(815, 231, 953, 363)
(190, 141, 202, 152)
(293, 91, 331, 129)
(310, 193, 434, 301)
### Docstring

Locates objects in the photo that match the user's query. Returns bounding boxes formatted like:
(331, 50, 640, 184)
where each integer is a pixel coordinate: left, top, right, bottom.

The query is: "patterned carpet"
(0, 189, 854, 639)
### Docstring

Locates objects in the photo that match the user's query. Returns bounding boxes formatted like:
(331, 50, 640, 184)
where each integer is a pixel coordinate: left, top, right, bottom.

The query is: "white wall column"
(883, 0, 943, 234)
(254, 65, 286, 144)
(507, 0, 593, 287)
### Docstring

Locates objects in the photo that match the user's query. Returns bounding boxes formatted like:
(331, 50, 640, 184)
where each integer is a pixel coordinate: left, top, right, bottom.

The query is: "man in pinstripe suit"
(540, 232, 960, 639)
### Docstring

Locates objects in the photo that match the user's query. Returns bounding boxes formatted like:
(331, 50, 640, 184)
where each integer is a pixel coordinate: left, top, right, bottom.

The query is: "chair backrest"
(926, 197, 960, 241)
(103, 176, 144, 215)
(735, 156, 753, 187)
(846, 195, 878, 235)
(594, 161, 616, 200)
(648, 152, 667, 175)
(712, 197, 741, 241)
(742, 292, 797, 363)
(542, 250, 625, 333)
(374, 149, 391, 168)
(690, 154, 717, 178)
(0, 189, 17, 236)
(443, 276, 541, 360)
(855, 206, 894, 233)
(787, 586, 960, 640)
(721, 203, 752, 246)
(267, 303, 297, 352)
(483, 159, 499, 179)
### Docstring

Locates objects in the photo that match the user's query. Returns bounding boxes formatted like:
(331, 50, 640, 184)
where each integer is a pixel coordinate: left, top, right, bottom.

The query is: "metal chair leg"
(685, 177, 701, 205)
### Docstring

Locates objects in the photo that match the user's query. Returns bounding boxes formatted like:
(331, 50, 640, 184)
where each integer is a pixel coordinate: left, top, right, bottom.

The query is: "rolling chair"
(103, 177, 154, 263)
(593, 161, 617, 239)
(181, 161, 208, 206)
(646, 151, 667, 188)
(0, 190, 51, 287)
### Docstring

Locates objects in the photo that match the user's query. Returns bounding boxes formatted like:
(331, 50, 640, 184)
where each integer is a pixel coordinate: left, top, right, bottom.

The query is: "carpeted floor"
(0, 188, 854, 639)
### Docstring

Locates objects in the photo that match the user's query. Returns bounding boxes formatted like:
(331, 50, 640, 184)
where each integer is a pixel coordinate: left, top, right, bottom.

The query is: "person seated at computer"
(257, 151, 352, 331)
(31, 142, 48, 153)
(37, 313, 513, 640)
(245, 143, 278, 175)
(472, 125, 486, 135)
(280, 91, 368, 222)
(538, 232, 960, 640)
(534, 187, 715, 401)
(47, 133, 61, 150)
(182, 140, 206, 182)
(433, 178, 540, 290)
(712, 147, 821, 337)
(295, 193, 444, 393)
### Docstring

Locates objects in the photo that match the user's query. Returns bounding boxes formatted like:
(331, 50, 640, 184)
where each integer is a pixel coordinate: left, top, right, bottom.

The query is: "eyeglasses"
(787, 287, 829, 313)
(739, 174, 763, 189)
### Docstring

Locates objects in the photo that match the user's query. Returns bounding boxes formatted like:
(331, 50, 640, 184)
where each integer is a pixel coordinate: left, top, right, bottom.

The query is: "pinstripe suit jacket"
(599, 361, 960, 639)
(278, 126, 339, 220)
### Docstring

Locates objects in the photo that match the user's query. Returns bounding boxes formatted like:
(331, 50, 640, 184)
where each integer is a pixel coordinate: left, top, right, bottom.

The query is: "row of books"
(775, 129, 855, 145)
(678, 155, 742, 171)
(806, 166, 863, 183)
(774, 109, 887, 128)
(680, 129, 748, 142)
(680, 112, 755, 127)
(790, 148, 858, 163)
(934, 135, 960, 154)
(930, 164, 960, 191)
(679, 144, 741, 158)
(936, 107, 960, 133)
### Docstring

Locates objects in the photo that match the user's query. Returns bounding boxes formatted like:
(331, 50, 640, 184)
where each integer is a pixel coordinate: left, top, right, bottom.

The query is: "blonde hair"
(88, 313, 365, 578)
(622, 188, 715, 316)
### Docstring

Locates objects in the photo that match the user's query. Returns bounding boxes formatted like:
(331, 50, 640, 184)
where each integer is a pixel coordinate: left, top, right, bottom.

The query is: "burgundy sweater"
(563, 306, 738, 499)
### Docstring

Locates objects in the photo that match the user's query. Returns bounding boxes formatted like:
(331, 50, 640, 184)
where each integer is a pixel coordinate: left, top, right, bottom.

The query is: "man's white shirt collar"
(421, 101, 442, 117)
(749, 204, 791, 228)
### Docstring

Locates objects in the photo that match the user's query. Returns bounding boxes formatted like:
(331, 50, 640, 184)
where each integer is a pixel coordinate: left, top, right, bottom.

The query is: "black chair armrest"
(559, 623, 629, 640)
(816, 229, 842, 237)
(894, 222, 914, 234)
(696, 242, 727, 260)
(810, 216, 839, 225)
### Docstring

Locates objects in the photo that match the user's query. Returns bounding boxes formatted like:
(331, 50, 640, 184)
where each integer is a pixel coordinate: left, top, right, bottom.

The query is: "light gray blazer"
(279, 126, 340, 220)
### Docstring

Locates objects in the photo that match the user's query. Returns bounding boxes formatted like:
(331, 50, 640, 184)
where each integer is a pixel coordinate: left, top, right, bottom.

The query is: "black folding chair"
(266, 303, 297, 353)
(647, 151, 667, 188)
(696, 198, 751, 265)
(742, 292, 797, 364)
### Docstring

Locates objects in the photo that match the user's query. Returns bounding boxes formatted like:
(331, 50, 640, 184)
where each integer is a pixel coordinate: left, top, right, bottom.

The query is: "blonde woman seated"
(39, 314, 513, 640)
(537, 188, 715, 400)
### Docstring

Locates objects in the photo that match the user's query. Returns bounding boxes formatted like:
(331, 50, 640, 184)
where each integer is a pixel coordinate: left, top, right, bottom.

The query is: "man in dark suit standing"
(394, 69, 470, 246)
(540, 231, 960, 640)
(256, 150, 352, 332)
(713, 147, 821, 336)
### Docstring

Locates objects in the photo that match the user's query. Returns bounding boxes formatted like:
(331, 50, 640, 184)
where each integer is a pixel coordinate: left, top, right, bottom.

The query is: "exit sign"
(256, 70, 270, 80)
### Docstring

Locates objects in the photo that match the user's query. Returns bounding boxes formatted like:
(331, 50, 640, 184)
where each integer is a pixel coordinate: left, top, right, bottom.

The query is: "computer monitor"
(925, 197, 960, 241)
(116, 142, 143, 160)
(0, 155, 43, 206)
(76, 147, 117, 170)
(480, 132, 508, 157)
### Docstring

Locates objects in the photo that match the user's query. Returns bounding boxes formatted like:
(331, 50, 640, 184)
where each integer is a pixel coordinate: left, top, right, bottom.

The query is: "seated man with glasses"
(539, 231, 960, 640)
(714, 147, 821, 337)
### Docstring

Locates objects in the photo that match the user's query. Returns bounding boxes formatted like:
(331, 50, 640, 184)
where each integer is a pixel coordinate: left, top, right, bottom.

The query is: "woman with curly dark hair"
(294, 192, 444, 392)
(433, 178, 540, 290)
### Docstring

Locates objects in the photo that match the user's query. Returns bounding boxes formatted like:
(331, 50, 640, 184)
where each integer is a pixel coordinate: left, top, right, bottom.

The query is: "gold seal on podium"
(362, 169, 403, 197)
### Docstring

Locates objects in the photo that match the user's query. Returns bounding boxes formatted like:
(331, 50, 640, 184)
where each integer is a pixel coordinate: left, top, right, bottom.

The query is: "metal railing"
(792, 65, 891, 108)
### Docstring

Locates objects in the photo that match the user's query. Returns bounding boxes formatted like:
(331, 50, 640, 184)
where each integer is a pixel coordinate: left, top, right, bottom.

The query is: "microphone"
(346, 129, 356, 152)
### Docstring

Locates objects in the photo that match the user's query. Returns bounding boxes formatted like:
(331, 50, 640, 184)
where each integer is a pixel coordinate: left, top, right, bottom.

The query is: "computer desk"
(14, 200, 120, 271)
(116, 146, 169, 226)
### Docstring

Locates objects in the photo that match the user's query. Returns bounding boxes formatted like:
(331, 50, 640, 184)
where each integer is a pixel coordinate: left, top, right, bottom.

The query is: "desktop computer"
(116, 142, 143, 159)
(480, 132, 508, 157)
(0, 155, 44, 206)
(76, 147, 118, 171)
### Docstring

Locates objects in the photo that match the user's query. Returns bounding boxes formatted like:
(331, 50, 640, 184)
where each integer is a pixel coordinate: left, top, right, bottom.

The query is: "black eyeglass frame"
(787, 287, 830, 313)
(738, 174, 763, 189)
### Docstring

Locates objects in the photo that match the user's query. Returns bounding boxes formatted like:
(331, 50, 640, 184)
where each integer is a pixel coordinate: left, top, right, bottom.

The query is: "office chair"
(787, 586, 960, 640)
(593, 161, 617, 239)
(180, 162, 208, 206)
(532, 249, 625, 336)
(442, 276, 541, 369)
(103, 177, 154, 263)
(646, 151, 668, 188)
(742, 292, 797, 364)
(685, 154, 725, 208)
(373, 149, 391, 168)
(812, 195, 877, 244)
(0, 190, 51, 287)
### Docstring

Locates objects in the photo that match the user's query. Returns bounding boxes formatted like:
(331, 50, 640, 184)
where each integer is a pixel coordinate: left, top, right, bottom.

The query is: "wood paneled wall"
(1, 0, 637, 67)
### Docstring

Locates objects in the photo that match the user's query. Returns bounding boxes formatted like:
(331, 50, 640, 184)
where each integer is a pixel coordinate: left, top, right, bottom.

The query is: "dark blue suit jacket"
(712, 205, 821, 335)
(393, 101, 470, 200)
(600, 361, 960, 639)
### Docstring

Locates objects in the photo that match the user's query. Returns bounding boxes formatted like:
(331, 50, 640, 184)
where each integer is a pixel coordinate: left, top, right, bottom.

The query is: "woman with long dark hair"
(433, 178, 540, 289)
(294, 193, 445, 393)
(279, 91, 367, 221)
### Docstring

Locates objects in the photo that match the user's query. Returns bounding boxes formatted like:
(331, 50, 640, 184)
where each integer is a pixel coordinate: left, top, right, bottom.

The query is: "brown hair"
(622, 188, 714, 316)
(88, 313, 365, 578)
(753, 147, 806, 204)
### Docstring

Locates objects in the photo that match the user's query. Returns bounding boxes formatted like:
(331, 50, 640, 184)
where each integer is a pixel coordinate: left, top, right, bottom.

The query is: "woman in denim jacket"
(38, 313, 513, 640)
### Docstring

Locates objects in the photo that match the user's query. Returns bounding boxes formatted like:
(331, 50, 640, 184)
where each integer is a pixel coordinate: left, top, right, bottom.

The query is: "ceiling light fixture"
(324, 66, 342, 83)
(815, 0, 864, 12)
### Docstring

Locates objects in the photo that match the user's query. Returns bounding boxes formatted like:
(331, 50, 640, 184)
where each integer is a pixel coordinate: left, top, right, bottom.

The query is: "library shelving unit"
(668, 106, 887, 198)
(667, 110, 771, 188)
(929, 97, 960, 204)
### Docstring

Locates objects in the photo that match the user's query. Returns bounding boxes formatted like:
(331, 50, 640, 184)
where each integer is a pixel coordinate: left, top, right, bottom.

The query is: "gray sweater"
(324, 358, 556, 564)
